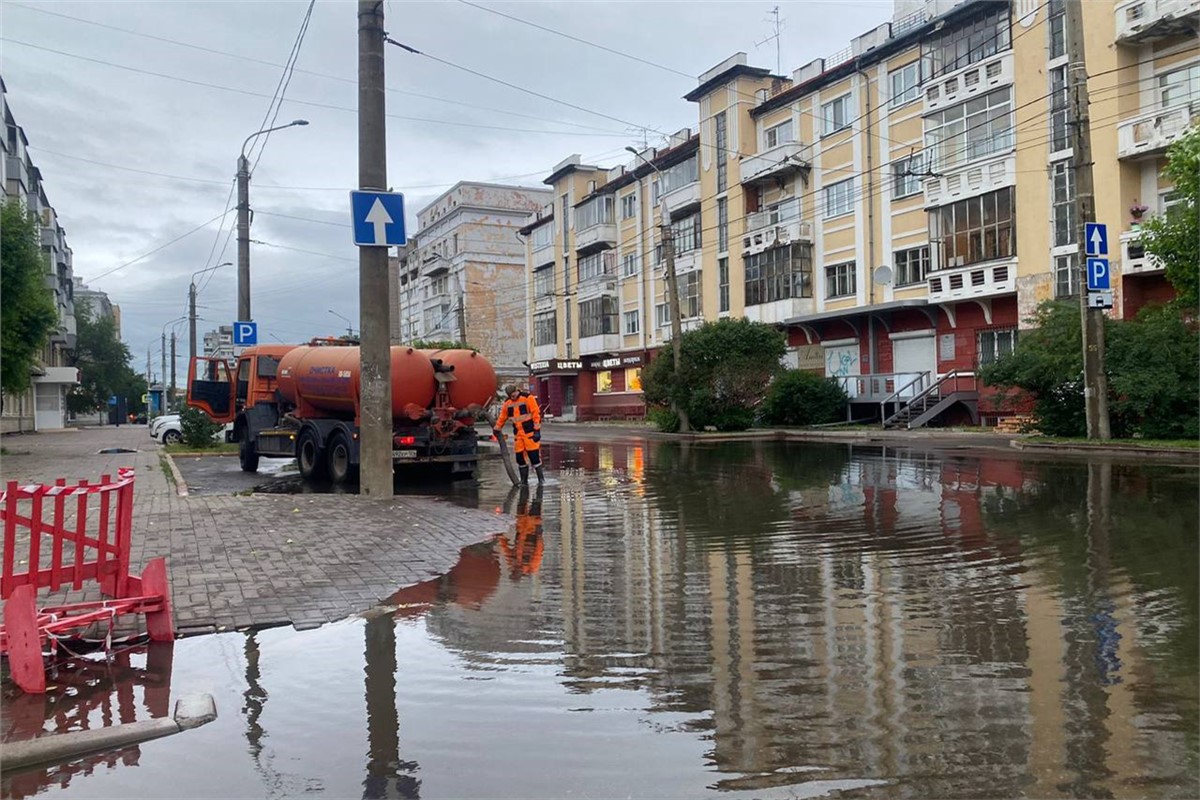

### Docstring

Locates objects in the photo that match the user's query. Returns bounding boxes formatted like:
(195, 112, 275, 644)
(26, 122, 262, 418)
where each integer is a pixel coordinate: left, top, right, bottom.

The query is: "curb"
(1009, 438, 1200, 461)
(162, 451, 189, 497)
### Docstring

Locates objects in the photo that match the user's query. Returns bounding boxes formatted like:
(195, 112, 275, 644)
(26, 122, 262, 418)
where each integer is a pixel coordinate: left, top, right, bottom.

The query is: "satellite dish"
(873, 265, 893, 286)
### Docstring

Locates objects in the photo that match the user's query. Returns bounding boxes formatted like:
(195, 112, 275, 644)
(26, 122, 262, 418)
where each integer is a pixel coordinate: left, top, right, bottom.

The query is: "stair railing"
(882, 369, 978, 429)
(878, 371, 931, 425)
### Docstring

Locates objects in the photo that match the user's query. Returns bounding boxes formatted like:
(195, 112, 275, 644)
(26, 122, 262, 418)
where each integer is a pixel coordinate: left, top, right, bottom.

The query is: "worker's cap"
(503, 384, 518, 396)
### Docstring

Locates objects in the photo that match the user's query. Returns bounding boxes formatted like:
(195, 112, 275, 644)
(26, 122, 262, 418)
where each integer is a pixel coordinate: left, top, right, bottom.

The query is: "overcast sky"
(3, 0, 892, 379)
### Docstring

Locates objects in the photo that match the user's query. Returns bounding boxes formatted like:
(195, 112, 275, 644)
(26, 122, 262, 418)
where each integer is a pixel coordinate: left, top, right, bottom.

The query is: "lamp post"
(328, 309, 356, 338)
(161, 316, 187, 414)
(237, 120, 309, 323)
(625, 146, 689, 433)
(190, 261, 233, 365)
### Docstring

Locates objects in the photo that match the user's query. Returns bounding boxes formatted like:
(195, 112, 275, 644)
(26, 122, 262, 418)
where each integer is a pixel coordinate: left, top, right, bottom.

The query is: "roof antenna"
(755, 6, 785, 75)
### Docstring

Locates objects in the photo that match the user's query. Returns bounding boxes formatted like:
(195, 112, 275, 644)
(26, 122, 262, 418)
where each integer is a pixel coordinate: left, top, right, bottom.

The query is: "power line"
(249, 0, 316, 175)
(89, 210, 231, 282)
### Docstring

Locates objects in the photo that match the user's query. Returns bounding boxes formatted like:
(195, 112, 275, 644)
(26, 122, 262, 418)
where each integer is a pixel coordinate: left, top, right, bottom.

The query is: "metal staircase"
(881, 370, 979, 430)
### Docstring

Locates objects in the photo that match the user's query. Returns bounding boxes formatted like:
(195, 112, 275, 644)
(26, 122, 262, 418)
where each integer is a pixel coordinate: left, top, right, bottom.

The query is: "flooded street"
(5, 439, 1197, 799)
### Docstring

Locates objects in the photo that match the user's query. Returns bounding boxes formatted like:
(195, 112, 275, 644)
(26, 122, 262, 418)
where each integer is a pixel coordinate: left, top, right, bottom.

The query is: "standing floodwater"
(5, 440, 1197, 799)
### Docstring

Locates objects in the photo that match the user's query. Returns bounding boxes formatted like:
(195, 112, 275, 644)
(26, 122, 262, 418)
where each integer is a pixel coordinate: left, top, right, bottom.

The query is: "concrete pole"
(160, 331, 166, 416)
(189, 282, 198, 367)
(237, 155, 251, 322)
(1066, 0, 1110, 439)
(456, 273, 467, 345)
(170, 332, 177, 411)
(660, 201, 690, 433)
(358, 0, 393, 497)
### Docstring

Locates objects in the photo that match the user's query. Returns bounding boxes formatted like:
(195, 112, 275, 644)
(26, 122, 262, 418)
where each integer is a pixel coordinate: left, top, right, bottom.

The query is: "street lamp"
(161, 315, 187, 415)
(237, 119, 309, 323)
(625, 145, 689, 432)
(190, 261, 233, 365)
(328, 309, 356, 338)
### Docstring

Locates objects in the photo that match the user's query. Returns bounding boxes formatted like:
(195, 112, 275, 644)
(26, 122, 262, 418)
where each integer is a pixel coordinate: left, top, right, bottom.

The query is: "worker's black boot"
(519, 466, 529, 484)
(535, 465, 545, 484)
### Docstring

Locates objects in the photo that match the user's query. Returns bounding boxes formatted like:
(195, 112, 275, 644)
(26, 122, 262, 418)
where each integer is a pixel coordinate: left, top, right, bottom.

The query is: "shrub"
(760, 370, 849, 426)
(646, 407, 679, 433)
(180, 406, 224, 448)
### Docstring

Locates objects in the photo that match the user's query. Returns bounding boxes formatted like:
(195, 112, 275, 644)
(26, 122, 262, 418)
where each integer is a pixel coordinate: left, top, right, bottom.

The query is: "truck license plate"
(392, 449, 417, 459)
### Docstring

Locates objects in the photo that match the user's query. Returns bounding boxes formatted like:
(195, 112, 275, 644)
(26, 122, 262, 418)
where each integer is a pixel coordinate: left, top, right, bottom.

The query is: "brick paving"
(1, 426, 510, 636)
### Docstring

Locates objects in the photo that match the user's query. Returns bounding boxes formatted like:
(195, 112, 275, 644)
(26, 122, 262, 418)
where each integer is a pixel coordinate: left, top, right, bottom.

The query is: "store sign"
(585, 353, 645, 370)
(529, 359, 582, 374)
(794, 345, 824, 372)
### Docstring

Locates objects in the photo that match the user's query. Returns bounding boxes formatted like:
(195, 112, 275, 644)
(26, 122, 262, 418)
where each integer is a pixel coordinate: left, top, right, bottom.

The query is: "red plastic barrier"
(0, 469, 174, 694)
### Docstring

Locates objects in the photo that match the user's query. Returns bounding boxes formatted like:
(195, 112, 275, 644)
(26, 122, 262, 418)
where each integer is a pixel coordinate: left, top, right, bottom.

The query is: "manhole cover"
(96, 448, 138, 454)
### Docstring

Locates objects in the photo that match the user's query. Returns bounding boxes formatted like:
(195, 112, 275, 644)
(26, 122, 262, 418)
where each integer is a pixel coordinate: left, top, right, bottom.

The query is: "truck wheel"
(297, 428, 327, 481)
(327, 431, 357, 486)
(239, 437, 260, 473)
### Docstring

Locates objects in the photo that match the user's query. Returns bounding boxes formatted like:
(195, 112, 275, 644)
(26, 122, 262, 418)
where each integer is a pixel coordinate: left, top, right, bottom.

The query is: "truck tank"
(417, 349, 498, 409)
(277, 345, 436, 418)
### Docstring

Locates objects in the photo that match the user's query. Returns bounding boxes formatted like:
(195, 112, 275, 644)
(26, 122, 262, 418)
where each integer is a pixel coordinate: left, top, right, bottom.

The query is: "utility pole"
(189, 282, 198, 367)
(358, 0, 393, 497)
(660, 201, 690, 433)
(160, 331, 167, 415)
(237, 155, 252, 322)
(170, 333, 177, 411)
(455, 274, 467, 345)
(1066, 0, 1110, 439)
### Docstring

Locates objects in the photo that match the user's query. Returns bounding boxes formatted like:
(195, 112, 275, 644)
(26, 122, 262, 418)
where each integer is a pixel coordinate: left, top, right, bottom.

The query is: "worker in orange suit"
(498, 485, 544, 578)
(494, 384, 543, 484)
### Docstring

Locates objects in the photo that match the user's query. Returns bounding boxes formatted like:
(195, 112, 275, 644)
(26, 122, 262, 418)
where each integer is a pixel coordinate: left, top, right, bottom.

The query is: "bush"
(646, 407, 680, 433)
(761, 370, 849, 426)
(180, 406, 224, 448)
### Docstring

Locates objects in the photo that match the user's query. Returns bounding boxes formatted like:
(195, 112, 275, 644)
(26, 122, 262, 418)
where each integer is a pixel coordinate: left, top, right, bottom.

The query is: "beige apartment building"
(521, 0, 1196, 422)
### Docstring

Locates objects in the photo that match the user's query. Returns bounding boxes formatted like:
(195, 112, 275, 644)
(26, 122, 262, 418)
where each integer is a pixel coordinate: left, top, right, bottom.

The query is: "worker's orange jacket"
(494, 392, 542, 453)
(498, 516, 544, 577)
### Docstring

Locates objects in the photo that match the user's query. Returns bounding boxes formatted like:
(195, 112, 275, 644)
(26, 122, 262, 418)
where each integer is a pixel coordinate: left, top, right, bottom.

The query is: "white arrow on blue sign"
(350, 191, 407, 247)
(1085, 222, 1108, 256)
(1086, 257, 1110, 291)
(233, 320, 258, 346)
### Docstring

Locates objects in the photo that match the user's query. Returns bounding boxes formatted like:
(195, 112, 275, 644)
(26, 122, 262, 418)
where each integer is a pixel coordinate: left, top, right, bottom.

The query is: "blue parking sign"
(233, 320, 258, 346)
(1087, 258, 1110, 291)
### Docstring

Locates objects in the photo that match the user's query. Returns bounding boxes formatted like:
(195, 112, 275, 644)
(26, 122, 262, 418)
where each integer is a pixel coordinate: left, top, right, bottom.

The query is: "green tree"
(67, 300, 135, 414)
(1, 200, 58, 396)
(761, 369, 849, 426)
(981, 301, 1198, 438)
(180, 406, 223, 448)
(1140, 126, 1199, 310)
(643, 318, 786, 432)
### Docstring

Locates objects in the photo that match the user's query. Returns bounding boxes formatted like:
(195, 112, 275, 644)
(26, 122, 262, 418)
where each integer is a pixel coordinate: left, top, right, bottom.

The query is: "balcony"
(1120, 229, 1163, 274)
(577, 251, 618, 300)
(671, 249, 700, 274)
(1115, 0, 1199, 43)
(1117, 102, 1198, 159)
(533, 343, 558, 361)
(579, 333, 621, 355)
(534, 292, 556, 312)
(574, 222, 617, 254)
(927, 259, 1015, 302)
(923, 152, 1014, 208)
(923, 52, 1013, 115)
(744, 297, 815, 325)
(661, 180, 701, 218)
(739, 142, 812, 186)
(31, 366, 80, 386)
(742, 201, 813, 256)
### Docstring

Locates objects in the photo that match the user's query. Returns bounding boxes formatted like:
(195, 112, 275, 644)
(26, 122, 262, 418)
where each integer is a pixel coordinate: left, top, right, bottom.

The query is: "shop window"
(626, 367, 643, 392)
(596, 370, 613, 393)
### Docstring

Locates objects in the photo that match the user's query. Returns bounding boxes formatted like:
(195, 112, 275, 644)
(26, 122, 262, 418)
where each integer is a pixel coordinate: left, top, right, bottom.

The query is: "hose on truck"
(482, 409, 520, 487)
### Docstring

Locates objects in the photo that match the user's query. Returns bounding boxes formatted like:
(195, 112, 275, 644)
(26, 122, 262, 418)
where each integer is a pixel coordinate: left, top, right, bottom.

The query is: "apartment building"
(523, 0, 1197, 423)
(2, 77, 81, 432)
(203, 325, 235, 360)
(393, 182, 552, 383)
(73, 277, 119, 336)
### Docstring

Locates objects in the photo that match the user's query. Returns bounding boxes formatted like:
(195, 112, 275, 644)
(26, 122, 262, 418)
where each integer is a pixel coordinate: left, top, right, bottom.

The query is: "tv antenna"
(755, 6, 785, 74)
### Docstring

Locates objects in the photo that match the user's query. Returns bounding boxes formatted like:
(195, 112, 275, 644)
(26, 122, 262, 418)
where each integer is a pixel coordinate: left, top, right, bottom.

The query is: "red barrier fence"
(0, 469, 174, 694)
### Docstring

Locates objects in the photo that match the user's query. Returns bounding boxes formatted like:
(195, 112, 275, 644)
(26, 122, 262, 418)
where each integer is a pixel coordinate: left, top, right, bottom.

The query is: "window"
(656, 303, 671, 328)
(718, 257, 730, 312)
(1049, 66, 1070, 153)
(1048, 0, 1066, 60)
(429, 275, 449, 297)
(576, 195, 615, 229)
(825, 262, 856, 298)
(924, 87, 1013, 171)
(533, 310, 557, 345)
(578, 251, 615, 282)
(596, 371, 613, 393)
(930, 187, 1016, 269)
(626, 368, 642, 392)
(531, 222, 553, 249)
(1055, 253, 1078, 298)
(562, 256, 571, 292)
(1158, 63, 1200, 108)
(579, 296, 617, 337)
(620, 193, 637, 220)
(623, 309, 640, 335)
(822, 94, 852, 135)
(653, 157, 699, 202)
(977, 328, 1017, 366)
(451, 233, 459, 254)
(681, 271, 702, 318)
(744, 243, 813, 306)
(560, 193, 570, 235)
(824, 178, 855, 218)
(715, 111, 728, 193)
(892, 153, 925, 199)
(894, 246, 930, 286)
(658, 213, 702, 260)
(923, 4, 1010, 80)
(717, 197, 729, 252)
(890, 62, 921, 107)
(765, 119, 795, 148)
(1052, 162, 1075, 248)
(533, 266, 555, 297)
(622, 252, 639, 277)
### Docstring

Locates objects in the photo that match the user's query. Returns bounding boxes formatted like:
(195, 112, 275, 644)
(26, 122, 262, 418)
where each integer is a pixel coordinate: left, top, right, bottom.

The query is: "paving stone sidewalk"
(1, 426, 511, 636)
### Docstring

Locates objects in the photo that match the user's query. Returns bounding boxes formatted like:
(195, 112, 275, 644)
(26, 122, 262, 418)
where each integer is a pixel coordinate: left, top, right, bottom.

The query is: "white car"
(150, 414, 182, 444)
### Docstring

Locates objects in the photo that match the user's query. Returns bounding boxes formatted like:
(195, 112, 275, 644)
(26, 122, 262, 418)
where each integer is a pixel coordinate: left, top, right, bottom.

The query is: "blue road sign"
(233, 320, 258, 346)
(1087, 257, 1110, 291)
(350, 191, 407, 247)
(1085, 222, 1108, 256)
(108, 395, 118, 406)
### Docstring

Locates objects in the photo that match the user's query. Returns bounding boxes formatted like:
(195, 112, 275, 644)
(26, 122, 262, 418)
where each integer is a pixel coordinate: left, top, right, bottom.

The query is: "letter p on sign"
(233, 321, 258, 346)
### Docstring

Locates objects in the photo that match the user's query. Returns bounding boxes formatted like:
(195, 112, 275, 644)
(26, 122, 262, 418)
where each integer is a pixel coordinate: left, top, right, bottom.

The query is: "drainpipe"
(856, 60, 877, 378)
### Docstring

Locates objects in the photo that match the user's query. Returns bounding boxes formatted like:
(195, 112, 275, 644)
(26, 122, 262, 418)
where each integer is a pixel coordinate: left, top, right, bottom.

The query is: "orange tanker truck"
(186, 339, 497, 485)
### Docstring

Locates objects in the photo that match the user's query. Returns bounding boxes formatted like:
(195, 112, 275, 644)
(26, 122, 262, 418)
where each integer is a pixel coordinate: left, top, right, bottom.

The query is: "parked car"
(150, 414, 182, 445)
